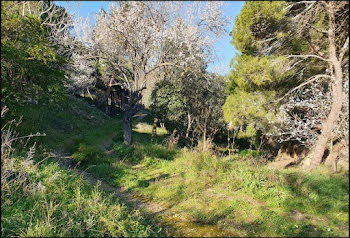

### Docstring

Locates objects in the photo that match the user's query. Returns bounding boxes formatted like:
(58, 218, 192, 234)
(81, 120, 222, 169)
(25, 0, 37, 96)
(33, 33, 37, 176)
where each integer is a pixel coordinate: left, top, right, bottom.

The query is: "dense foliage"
(1, 2, 67, 118)
(224, 1, 349, 169)
(150, 71, 226, 147)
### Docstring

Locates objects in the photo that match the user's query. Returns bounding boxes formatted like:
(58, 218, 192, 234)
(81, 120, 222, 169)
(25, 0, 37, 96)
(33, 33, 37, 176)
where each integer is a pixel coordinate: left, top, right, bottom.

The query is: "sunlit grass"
(1, 156, 162, 237)
(74, 118, 348, 237)
(17, 97, 347, 237)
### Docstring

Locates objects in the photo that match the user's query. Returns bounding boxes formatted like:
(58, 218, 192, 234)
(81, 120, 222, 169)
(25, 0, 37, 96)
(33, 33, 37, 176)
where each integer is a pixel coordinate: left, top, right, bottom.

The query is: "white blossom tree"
(73, 1, 229, 144)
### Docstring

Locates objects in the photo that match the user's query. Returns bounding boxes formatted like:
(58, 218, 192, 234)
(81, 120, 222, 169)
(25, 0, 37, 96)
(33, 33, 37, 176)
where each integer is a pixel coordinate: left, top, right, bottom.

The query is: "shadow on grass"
(111, 126, 179, 162)
(128, 173, 171, 190)
(75, 122, 180, 192)
(280, 170, 349, 223)
(233, 219, 328, 237)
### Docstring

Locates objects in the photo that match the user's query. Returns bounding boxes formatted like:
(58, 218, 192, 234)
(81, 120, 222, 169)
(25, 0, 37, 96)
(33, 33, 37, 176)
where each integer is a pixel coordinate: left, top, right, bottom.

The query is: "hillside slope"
(1, 96, 162, 237)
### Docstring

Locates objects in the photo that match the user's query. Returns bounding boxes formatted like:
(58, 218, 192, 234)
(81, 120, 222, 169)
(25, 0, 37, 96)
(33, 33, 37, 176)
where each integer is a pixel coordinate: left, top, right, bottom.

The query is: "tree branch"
(306, 23, 328, 34)
(275, 74, 332, 103)
(339, 36, 349, 62)
(285, 54, 330, 62)
(292, 2, 316, 20)
(145, 62, 184, 75)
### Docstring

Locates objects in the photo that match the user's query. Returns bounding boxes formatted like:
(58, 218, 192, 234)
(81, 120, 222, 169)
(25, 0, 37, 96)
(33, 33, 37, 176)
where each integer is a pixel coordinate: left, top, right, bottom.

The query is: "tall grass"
(6, 96, 347, 237)
(139, 149, 349, 237)
(70, 115, 348, 236)
(1, 107, 161, 237)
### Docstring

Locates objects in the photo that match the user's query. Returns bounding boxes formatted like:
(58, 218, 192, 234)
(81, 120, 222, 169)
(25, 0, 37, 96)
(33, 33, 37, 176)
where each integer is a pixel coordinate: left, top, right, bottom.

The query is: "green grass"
(71, 118, 349, 237)
(5, 96, 348, 237)
(13, 95, 113, 153)
(135, 151, 348, 237)
(1, 154, 162, 237)
(2, 97, 163, 237)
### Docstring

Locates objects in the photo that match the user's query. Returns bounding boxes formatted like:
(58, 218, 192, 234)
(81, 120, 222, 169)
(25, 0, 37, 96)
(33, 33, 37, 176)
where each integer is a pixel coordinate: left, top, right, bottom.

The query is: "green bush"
(72, 144, 104, 162)
(238, 149, 261, 157)
(113, 143, 135, 158)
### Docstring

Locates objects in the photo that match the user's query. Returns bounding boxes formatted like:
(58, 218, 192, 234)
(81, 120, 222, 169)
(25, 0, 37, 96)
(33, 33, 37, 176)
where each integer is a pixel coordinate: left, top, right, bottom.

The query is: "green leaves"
(224, 1, 297, 142)
(150, 79, 187, 129)
(223, 55, 289, 139)
(1, 2, 66, 117)
(232, 1, 288, 54)
(230, 55, 291, 92)
(223, 89, 275, 138)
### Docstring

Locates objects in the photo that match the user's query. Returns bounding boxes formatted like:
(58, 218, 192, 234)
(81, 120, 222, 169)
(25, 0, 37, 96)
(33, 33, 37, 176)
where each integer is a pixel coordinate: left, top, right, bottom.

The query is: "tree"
(1, 1, 68, 118)
(291, 2, 349, 170)
(222, 54, 292, 150)
(74, 1, 228, 144)
(150, 71, 227, 150)
(150, 80, 187, 134)
(181, 72, 227, 150)
(228, 1, 348, 170)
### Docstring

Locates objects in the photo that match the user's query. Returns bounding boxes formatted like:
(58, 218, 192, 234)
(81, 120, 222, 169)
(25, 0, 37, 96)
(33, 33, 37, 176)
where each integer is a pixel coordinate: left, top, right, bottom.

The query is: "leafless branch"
(285, 54, 330, 62)
(276, 74, 332, 103)
(339, 37, 349, 62)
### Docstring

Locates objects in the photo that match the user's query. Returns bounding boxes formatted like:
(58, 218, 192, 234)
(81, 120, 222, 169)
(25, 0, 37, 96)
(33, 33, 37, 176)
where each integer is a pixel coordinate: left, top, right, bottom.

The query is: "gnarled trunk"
(302, 2, 344, 171)
(121, 87, 144, 145)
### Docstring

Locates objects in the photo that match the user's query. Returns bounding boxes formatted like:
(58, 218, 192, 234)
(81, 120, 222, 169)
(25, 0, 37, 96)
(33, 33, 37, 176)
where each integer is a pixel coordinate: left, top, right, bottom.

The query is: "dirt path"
(52, 132, 238, 237)
(54, 155, 233, 237)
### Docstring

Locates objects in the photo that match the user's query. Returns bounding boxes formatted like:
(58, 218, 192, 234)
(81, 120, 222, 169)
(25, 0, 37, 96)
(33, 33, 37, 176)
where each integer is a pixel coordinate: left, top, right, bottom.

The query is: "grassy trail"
(53, 137, 238, 237)
(61, 120, 348, 237)
(15, 97, 347, 237)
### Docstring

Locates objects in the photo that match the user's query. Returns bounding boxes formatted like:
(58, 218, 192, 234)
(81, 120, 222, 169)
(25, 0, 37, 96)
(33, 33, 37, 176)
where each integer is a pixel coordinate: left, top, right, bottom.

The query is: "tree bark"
(302, 2, 344, 171)
(121, 89, 144, 145)
(123, 112, 133, 145)
(97, 79, 112, 107)
(185, 113, 193, 138)
(152, 118, 159, 137)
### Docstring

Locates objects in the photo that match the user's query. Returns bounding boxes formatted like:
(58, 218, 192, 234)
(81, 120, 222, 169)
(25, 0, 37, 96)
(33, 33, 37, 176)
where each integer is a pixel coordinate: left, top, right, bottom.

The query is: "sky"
(56, 1, 244, 76)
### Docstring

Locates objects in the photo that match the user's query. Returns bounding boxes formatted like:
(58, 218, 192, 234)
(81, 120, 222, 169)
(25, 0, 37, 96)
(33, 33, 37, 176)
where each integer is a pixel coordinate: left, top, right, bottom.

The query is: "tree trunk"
(302, 2, 344, 171)
(86, 87, 94, 101)
(152, 118, 159, 137)
(202, 130, 207, 151)
(121, 89, 144, 145)
(186, 113, 193, 138)
(97, 79, 112, 107)
(123, 112, 133, 145)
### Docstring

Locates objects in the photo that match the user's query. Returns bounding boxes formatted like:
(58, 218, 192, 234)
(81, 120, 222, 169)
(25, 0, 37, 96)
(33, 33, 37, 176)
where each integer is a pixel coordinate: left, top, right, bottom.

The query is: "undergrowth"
(4, 97, 348, 237)
(1, 103, 162, 237)
(72, 118, 349, 237)
(1, 156, 161, 237)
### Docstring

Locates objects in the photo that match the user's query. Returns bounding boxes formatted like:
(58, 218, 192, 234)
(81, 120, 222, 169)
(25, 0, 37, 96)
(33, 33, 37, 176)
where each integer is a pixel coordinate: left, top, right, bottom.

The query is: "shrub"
(238, 149, 261, 157)
(113, 143, 135, 158)
(72, 144, 104, 162)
